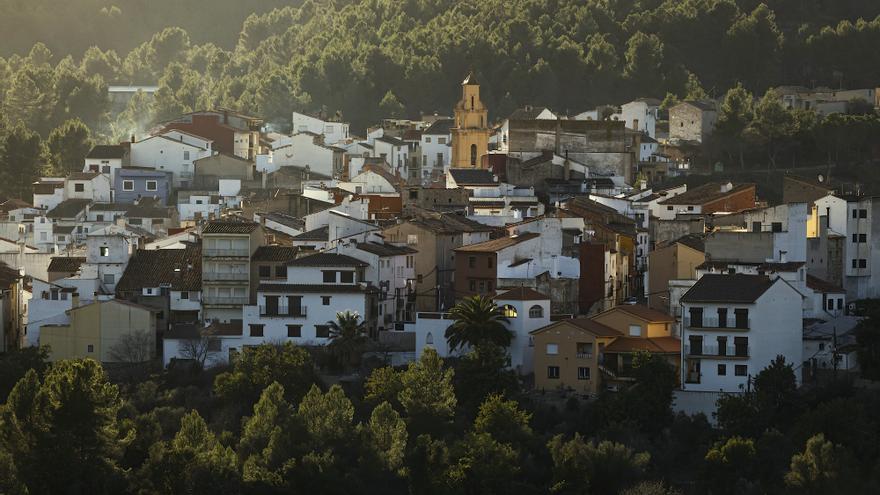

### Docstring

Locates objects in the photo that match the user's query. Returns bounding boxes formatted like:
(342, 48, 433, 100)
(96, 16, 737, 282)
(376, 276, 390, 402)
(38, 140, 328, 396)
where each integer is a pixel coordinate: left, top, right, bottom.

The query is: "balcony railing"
(179, 171, 194, 178)
(259, 305, 308, 318)
(576, 352, 594, 359)
(685, 343, 750, 358)
(203, 271, 249, 281)
(203, 248, 250, 257)
(685, 316, 750, 330)
(203, 296, 249, 305)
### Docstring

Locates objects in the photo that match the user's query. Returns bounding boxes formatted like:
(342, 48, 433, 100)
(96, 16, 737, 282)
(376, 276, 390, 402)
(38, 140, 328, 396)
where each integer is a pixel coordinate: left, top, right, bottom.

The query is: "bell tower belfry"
(451, 72, 490, 168)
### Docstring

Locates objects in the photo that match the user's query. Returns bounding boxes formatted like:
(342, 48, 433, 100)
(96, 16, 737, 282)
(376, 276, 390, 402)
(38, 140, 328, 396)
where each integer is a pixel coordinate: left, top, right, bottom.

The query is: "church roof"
(462, 72, 479, 85)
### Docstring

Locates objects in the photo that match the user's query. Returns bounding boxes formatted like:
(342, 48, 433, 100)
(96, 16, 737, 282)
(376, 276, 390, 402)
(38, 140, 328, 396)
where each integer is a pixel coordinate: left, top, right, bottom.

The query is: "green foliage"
(213, 342, 317, 410)
(856, 311, 880, 380)
(445, 295, 512, 352)
(0, 360, 127, 494)
(452, 343, 519, 416)
(0, 123, 44, 199)
(398, 348, 457, 432)
(548, 433, 650, 495)
(0, 346, 49, 402)
(474, 393, 533, 448)
(703, 436, 758, 493)
(785, 434, 858, 495)
(46, 118, 94, 175)
(366, 401, 407, 473)
(327, 310, 368, 371)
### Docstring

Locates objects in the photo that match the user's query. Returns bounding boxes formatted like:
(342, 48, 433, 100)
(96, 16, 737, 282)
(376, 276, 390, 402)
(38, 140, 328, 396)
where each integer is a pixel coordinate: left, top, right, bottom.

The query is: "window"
(469, 280, 476, 291)
(407, 234, 418, 245)
(122, 180, 134, 191)
(275, 265, 287, 277)
(468, 256, 476, 268)
(287, 325, 302, 338)
(859, 209, 868, 218)
(87, 344, 94, 353)
(838, 299, 843, 310)
(103, 274, 115, 285)
(734, 336, 748, 357)
(322, 296, 331, 306)
(827, 299, 834, 310)
(57, 235, 66, 242)
(183, 150, 190, 160)
(717, 308, 728, 328)
(425, 332, 434, 345)
(146, 180, 157, 191)
(717, 364, 727, 376)
(96, 214, 104, 222)
(101, 165, 111, 174)
(129, 218, 142, 225)
(100, 246, 109, 257)
(689, 335, 703, 355)
(529, 305, 543, 318)
(628, 324, 642, 337)
(323, 271, 336, 283)
(340, 271, 354, 283)
(502, 304, 517, 317)
(689, 307, 703, 327)
(576, 342, 593, 358)
(425, 137, 432, 143)
(734, 308, 749, 329)
(40, 232, 47, 241)
(852, 233, 867, 243)
(249, 324, 264, 337)
(315, 325, 330, 338)
(666, 205, 673, 211)
(74, 183, 85, 192)
(547, 366, 560, 379)
(771, 222, 783, 232)
(734, 365, 748, 376)
(577, 367, 591, 380)
(545, 343, 559, 355)
(687, 205, 694, 211)
(259, 265, 271, 277)
(409, 189, 419, 200)
(470, 144, 477, 166)
(207, 339, 221, 352)
(438, 137, 447, 144)
(181, 291, 189, 300)
(717, 336, 728, 356)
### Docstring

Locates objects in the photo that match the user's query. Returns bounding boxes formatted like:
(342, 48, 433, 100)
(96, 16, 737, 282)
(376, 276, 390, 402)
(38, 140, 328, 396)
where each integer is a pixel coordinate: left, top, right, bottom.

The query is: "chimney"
(71, 292, 80, 308)
(131, 134, 136, 144)
(564, 149, 571, 180)
(633, 118, 639, 132)
(552, 254, 560, 277)
(779, 250, 787, 263)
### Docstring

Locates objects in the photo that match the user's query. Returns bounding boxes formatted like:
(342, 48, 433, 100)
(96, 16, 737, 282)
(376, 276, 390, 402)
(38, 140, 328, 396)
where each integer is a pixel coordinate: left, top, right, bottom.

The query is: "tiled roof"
(675, 234, 705, 252)
(375, 136, 406, 147)
(257, 283, 374, 293)
(355, 241, 417, 257)
(508, 106, 551, 120)
(291, 226, 329, 242)
(448, 168, 496, 186)
(90, 203, 129, 211)
(531, 318, 621, 337)
(125, 202, 173, 218)
(608, 304, 675, 323)
(252, 246, 299, 262)
(494, 287, 548, 301)
(657, 183, 754, 206)
(605, 336, 680, 354)
(0, 262, 20, 287)
(53, 225, 76, 235)
(806, 274, 846, 294)
(68, 172, 102, 181)
(455, 232, 540, 253)
(47, 257, 86, 273)
(286, 252, 368, 267)
(46, 199, 91, 219)
(202, 220, 260, 234)
(261, 212, 305, 230)
(424, 119, 454, 135)
(86, 145, 127, 159)
(115, 247, 202, 292)
(681, 274, 775, 304)
(409, 214, 495, 234)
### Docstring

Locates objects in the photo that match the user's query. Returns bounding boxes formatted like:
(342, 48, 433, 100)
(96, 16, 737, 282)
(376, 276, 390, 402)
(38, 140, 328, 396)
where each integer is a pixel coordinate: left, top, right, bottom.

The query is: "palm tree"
(445, 295, 512, 352)
(327, 310, 367, 371)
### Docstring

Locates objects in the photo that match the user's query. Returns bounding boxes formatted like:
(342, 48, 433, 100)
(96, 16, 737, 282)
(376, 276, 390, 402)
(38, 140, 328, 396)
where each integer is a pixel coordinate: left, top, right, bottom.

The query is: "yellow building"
(40, 298, 157, 363)
(646, 236, 705, 312)
(451, 72, 490, 168)
(530, 318, 621, 395)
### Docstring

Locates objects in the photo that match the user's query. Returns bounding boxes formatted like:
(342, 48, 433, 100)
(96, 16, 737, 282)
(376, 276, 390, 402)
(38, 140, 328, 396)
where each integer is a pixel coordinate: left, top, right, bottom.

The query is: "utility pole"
(832, 325, 839, 381)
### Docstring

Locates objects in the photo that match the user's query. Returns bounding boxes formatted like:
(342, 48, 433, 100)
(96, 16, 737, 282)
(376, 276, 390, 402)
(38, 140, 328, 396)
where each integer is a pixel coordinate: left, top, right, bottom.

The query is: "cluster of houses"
(0, 74, 877, 415)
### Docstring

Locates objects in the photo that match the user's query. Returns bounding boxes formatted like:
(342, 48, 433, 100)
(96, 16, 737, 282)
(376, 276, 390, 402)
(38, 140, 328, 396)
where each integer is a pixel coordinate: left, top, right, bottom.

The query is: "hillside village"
(0, 74, 878, 419)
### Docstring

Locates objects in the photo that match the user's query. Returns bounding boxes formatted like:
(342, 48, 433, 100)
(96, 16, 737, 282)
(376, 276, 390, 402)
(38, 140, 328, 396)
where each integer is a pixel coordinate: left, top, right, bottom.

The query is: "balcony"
(179, 171, 194, 178)
(203, 248, 250, 257)
(259, 305, 308, 318)
(203, 296, 249, 306)
(685, 316, 750, 330)
(203, 271, 249, 281)
(685, 343, 750, 358)
(576, 352, 594, 359)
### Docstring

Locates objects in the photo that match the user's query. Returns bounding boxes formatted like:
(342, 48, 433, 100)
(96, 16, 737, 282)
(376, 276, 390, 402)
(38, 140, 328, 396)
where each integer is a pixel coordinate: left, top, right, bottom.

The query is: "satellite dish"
(817, 174, 825, 183)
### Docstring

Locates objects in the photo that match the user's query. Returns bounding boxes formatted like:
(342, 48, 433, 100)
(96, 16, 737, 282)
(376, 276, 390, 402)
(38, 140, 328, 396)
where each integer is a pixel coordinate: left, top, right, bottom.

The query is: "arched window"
(529, 305, 544, 318)
(426, 332, 433, 345)
(480, 116, 484, 127)
(470, 144, 477, 166)
(502, 304, 518, 318)
(471, 95, 475, 109)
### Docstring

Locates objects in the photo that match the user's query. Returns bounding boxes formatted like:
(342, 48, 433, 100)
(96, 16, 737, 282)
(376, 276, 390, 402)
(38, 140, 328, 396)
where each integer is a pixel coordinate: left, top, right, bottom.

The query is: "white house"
(177, 191, 221, 222)
(33, 178, 65, 212)
(84, 224, 136, 293)
(680, 274, 803, 392)
(273, 132, 344, 178)
(23, 278, 78, 348)
(408, 287, 551, 373)
(241, 252, 378, 345)
(419, 119, 453, 178)
(291, 111, 350, 145)
(130, 134, 210, 188)
(620, 98, 661, 139)
(84, 144, 129, 185)
(65, 172, 112, 203)
(372, 136, 409, 178)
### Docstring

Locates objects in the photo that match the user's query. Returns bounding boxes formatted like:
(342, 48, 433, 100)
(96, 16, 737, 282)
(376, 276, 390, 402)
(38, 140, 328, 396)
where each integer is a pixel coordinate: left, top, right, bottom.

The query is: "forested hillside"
(2, 0, 880, 134)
